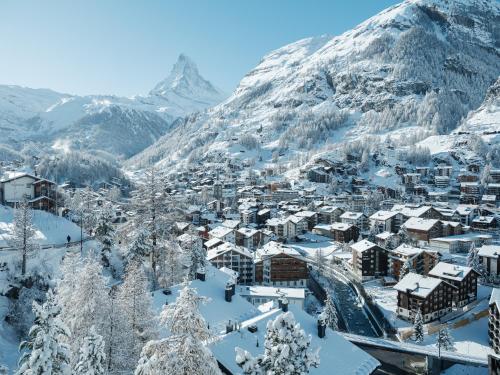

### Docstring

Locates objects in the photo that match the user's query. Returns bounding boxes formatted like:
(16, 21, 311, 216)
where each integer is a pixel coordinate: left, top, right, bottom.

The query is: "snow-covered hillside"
(0, 55, 226, 158)
(129, 0, 499, 169)
(454, 77, 500, 144)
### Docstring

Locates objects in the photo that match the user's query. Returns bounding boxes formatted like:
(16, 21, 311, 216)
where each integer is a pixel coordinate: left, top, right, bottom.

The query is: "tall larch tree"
(16, 289, 71, 375)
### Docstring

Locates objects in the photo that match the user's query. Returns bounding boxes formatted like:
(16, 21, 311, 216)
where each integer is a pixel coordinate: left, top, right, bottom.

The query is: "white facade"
(2, 175, 37, 203)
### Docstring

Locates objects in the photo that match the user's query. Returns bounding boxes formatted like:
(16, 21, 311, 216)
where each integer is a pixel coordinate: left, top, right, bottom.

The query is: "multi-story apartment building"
(429, 262, 478, 308)
(351, 240, 388, 280)
(207, 242, 254, 284)
(254, 242, 308, 288)
(489, 288, 500, 354)
(390, 244, 440, 279)
(395, 272, 456, 323)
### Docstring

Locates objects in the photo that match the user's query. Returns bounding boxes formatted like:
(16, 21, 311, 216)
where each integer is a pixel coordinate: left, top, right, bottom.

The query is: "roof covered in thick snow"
(210, 306, 380, 375)
(394, 272, 445, 298)
(429, 262, 474, 282)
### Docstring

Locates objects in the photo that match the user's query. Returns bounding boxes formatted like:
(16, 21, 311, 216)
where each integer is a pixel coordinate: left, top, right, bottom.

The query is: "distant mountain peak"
(149, 54, 225, 104)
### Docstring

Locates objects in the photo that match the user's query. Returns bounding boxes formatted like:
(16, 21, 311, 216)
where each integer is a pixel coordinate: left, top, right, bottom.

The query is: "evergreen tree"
(106, 287, 130, 374)
(436, 326, 455, 354)
(56, 254, 83, 327)
(74, 326, 107, 375)
(320, 291, 339, 331)
(116, 260, 158, 371)
(135, 283, 221, 375)
(481, 163, 492, 186)
(127, 228, 152, 264)
(314, 249, 326, 275)
(466, 243, 480, 271)
(60, 255, 110, 366)
(130, 167, 165, 278)
(184, 235, 206, 281)
(413, 308, 424, 343)
(95, 205, 115, 266)
(236, 311, 320, 375)
(399, 260, 412, 280)
(157, 240, 185, 289)
(0, 364, 8, 375)
(12, 199, 37, 276)
(16, 289, 71, 375)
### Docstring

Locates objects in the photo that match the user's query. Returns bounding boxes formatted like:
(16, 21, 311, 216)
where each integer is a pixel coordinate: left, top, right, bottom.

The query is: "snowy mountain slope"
(129, 0, 500, 169)
(0, 54, 226, 157)
(417, 76, 499, 156)
(454, 77, 500, 142)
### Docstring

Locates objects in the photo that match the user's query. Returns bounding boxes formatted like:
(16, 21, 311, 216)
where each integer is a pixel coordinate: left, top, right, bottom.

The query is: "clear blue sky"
(0, 0, 400, 96)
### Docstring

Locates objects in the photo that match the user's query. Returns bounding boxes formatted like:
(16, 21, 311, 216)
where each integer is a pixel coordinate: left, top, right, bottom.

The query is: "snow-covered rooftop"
(478, 245, 500, 259)
(236, 285, 305, 300)
(208, 226, 234, 239)
(402, 217, 439, 231)
(351, 239, 378, 253)
(370, 210, 399, 221)
(153, 265, 260, 334)
(429, 262, 474, 282)
(210, 306, 380, 375)
(207, 242, 253, 261)
(394, 272, 444, 298)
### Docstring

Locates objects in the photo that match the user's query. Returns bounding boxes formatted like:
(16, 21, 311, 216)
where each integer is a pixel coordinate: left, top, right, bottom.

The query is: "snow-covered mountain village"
(0, 0, 499, 374)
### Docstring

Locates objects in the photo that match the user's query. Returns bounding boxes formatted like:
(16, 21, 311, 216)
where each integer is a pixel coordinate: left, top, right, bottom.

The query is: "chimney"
(226, 320, 233, 334)
(225, 283, 233, 302)
(280, 297, 289, 312)
(317, 317, 326, 338)
(196, 267, 206, 282)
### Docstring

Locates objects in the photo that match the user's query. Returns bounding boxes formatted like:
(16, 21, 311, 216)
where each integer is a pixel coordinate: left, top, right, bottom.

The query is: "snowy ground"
(288, 234, 339, 259)
(443, 363, 487, 375)
(365, 279, 494, 359)
(421, 316, 493, 359)
(0, 205, 83, 248)
(364, 280, 411, 329)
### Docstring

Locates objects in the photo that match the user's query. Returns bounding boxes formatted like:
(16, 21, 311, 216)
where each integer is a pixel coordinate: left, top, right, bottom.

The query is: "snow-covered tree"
(236, 312, 320, 375)
(16, 289, 71, 375)
(12, 199, 37, 276)
(157, 240, 185, 289)
(397, 226, 414, 246)
(59, 255, 110, 364)
(399, 260, 412, 280)
(126, 228, 152, 264)
(116, 260, 158, 370)
(314, 249, 326, 275)
(105, 287, 130, 374)
(74, 326, 106, 375)
(182, 235, 206, 280)
(466, 243, 480, 271)
(481, 163, 492, 186)
(56, 254, 83, 325)
(135, 282, 221, 375)
(436, 326, 455, 354)
(0, 364, 8, 375)
(130, 167, 165, 275)
(413, 308, 424, 343)
(320, 291, 338, 331)
(94, 205, 115, 266)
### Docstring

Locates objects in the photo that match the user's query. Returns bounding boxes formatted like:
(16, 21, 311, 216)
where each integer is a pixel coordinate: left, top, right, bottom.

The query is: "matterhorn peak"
(149, 54, 225, 104)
